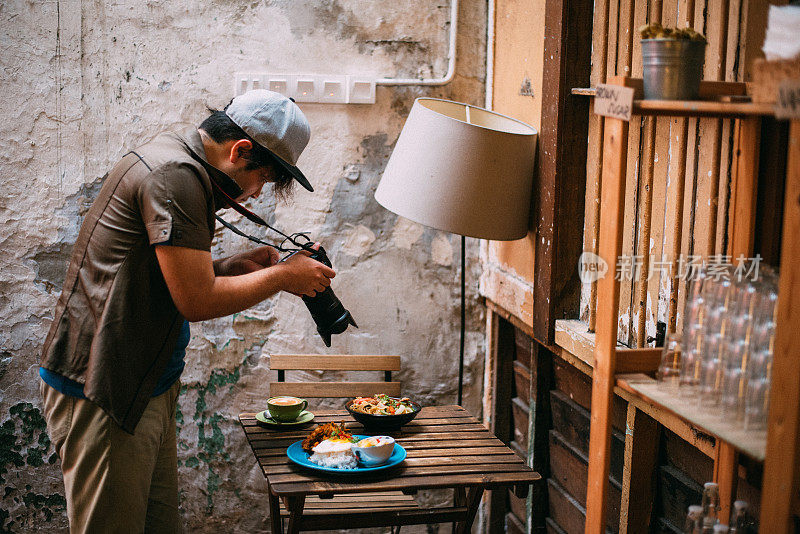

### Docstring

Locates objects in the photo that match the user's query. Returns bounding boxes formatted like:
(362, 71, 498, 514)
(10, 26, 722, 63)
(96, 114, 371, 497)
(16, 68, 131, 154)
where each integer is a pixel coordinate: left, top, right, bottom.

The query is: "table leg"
(454, 486, 484, 534)
(453, 487, 467, 532)
(285, 495, 306, 534)
(268, 490, 282, 534)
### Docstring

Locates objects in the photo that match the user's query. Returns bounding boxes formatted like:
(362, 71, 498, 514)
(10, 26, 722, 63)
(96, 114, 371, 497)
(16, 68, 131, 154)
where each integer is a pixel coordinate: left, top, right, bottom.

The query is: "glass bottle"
(729, 500, 746, 533)
(701, 482, 720, 529)
(685, 504, 704, 534)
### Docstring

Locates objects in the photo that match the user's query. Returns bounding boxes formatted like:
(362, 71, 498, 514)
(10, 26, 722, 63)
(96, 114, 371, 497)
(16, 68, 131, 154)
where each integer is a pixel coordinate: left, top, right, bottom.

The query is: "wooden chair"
(268, 354, 418, 532)
(269, 353, 402, 400)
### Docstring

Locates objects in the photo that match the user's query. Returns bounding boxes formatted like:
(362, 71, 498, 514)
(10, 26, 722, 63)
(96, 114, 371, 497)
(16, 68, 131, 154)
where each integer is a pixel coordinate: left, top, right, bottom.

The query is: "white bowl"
(352, 436, 395, 467)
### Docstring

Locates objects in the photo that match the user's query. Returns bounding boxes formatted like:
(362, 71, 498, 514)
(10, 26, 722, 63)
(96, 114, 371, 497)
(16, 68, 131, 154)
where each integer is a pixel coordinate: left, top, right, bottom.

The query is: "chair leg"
(285, 495, 306, 534)
(454, 486, 484, 534)
(453, 487, 466, 533)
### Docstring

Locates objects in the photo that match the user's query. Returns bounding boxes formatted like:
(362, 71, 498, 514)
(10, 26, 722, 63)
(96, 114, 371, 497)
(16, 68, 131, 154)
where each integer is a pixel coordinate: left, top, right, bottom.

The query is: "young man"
(38, 90, 331, 532)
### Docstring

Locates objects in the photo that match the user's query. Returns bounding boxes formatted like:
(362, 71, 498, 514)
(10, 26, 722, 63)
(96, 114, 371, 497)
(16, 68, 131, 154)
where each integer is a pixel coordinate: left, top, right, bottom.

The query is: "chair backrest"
(268, 354, 402, 399)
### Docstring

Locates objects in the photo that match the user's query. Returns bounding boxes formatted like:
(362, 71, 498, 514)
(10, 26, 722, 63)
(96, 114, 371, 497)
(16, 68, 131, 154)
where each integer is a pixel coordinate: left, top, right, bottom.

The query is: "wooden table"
(239, 405, 541, 533)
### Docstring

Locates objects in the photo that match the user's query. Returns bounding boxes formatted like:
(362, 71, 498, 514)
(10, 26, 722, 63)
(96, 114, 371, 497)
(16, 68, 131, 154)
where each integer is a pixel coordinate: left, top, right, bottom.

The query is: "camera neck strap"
(209, 175, 311, 252)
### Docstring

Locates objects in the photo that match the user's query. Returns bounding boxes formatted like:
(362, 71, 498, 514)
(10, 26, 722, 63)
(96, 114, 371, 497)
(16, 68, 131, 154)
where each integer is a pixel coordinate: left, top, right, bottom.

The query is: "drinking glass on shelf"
(743, 271, 778, 430)
(683, 272, 706, 328)
(700, 332, 725, 407)
(720, 336, 748, 422)
(681, 321, 704, 394)
(744, 325, 776, 431)
(744, 350, 771, 431)
(657, 333, 682, 388)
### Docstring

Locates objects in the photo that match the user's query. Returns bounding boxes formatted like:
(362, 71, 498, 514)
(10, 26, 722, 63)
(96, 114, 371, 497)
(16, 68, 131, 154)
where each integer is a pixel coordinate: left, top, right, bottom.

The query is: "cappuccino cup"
(267, 396, 308, 422)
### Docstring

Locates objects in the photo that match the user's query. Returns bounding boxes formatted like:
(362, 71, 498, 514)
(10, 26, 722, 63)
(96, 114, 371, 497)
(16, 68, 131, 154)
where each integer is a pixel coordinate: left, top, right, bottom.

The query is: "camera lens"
(303, 288, 358, 347)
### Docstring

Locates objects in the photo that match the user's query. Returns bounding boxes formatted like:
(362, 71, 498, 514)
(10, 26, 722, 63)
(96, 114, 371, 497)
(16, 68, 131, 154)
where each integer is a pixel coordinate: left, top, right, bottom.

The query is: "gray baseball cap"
(225, 89, 313, 192)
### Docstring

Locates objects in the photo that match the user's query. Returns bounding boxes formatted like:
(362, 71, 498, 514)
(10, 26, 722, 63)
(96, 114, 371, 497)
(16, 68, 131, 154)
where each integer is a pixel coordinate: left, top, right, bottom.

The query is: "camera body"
(284, 245, 357, 347)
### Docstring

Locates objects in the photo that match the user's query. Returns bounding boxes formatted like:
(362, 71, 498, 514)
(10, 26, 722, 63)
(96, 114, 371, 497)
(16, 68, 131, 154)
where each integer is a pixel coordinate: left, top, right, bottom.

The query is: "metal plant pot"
(642, 39, 707, 100)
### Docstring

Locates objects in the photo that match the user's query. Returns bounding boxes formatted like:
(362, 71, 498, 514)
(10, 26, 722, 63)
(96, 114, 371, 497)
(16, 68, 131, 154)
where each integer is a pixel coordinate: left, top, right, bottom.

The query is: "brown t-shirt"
(40, 127, 242, 434)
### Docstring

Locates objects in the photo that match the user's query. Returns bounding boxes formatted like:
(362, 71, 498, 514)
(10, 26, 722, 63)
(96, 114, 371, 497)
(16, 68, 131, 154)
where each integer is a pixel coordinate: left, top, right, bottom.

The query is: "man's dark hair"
(199, 109, 295, 198)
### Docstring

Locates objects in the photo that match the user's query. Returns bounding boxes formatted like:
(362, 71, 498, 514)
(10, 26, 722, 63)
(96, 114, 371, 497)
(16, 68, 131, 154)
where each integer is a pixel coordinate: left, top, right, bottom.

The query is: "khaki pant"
(40, 380, 182, 533)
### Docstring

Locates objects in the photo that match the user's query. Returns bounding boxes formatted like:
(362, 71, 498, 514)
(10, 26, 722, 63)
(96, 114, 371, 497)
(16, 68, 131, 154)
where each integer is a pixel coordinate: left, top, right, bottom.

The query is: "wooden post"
(585, 115, 629, 534)
(713, 442, 738, 526)
(760, 120, 800, 533)
(534, 0, 594, 344)
(619, 405, 659, 533)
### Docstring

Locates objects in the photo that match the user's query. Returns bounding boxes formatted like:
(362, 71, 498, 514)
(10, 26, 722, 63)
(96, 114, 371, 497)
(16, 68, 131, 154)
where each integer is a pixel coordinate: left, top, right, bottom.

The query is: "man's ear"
(229, 139, 253, 164)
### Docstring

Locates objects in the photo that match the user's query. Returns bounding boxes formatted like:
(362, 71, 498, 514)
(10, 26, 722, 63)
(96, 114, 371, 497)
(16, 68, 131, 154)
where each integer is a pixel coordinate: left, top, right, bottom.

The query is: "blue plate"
(286, 435, 407, 474)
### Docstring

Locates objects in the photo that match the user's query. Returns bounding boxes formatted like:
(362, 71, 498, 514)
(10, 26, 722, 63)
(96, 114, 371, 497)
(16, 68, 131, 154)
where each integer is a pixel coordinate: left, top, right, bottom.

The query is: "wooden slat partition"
(581, 0, 755, 344)
(270, 354, 401, 371)
(583, 73, 768, 533)
(269, 382, 402, 399)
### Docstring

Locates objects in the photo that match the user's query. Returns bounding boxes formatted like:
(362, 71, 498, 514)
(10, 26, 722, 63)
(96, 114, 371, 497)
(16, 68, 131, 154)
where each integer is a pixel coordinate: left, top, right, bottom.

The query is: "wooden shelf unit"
(617, 375, 766, 461)
(584, 76, 800, 533)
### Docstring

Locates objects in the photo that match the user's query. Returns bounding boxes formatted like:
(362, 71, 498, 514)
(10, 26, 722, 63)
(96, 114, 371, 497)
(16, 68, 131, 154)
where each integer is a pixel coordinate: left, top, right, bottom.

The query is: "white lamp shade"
(375, 98, 537, 241)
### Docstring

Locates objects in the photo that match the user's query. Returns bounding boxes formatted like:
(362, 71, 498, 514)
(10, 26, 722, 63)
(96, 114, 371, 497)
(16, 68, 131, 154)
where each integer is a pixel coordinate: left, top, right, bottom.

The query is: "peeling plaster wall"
(0, 0, 486, 531)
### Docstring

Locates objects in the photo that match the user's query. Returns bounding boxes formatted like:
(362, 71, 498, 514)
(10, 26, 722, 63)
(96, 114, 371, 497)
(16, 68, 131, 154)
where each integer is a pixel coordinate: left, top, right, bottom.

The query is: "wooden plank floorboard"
(265, 463, 535, 481)
(240, 407, 472, 424)
(246, 433, 497, 449)
(243, 424, 489, 440)
(247, 429, 495, 446)
(258, 453, 523, 467)
(270, 471, 540, 495)
(253, 444, 511, 461)
(290, 502, 418, 511)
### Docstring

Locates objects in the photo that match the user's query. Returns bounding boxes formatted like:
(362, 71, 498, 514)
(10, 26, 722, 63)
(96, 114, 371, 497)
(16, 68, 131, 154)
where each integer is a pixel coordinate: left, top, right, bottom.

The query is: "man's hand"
(214, 246, 280, 276)
(274, 249, 336, 297)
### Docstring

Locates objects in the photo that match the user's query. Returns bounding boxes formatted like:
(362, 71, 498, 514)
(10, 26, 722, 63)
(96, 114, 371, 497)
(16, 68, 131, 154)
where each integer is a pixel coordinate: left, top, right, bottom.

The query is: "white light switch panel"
(320, 78, 347, 104)
(347, 76, 376, 104)
(234, 72, 376, 104)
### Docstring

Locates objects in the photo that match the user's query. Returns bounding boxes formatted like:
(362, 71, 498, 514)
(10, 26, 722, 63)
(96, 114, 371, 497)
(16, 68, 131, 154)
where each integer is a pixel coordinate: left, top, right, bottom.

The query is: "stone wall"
(0, 0, 487, 531)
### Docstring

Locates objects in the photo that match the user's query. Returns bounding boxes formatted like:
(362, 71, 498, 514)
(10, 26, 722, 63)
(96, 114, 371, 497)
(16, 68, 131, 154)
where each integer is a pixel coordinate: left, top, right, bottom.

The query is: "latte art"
(270, 396, 302, 406)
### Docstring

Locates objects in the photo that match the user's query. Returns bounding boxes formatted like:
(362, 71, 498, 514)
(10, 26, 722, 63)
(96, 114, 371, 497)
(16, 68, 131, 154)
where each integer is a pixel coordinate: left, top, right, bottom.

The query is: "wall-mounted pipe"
(485, 0, 495, 108)
(376, 0, 459, 86)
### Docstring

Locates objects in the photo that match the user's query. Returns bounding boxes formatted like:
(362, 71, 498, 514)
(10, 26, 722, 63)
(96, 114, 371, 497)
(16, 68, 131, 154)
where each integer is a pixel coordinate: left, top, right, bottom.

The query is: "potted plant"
(640, 23, 707, 100)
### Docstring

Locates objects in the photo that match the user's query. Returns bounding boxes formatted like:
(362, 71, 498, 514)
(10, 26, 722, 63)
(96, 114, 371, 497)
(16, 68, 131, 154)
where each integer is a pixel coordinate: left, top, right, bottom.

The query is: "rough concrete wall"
(0, 0, 486, 531)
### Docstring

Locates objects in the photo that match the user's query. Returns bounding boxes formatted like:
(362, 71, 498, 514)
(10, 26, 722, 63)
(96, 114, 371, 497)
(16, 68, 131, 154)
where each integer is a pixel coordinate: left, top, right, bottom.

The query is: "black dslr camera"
(209, 176, 356, 347)
(281, 244, 357, 347)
